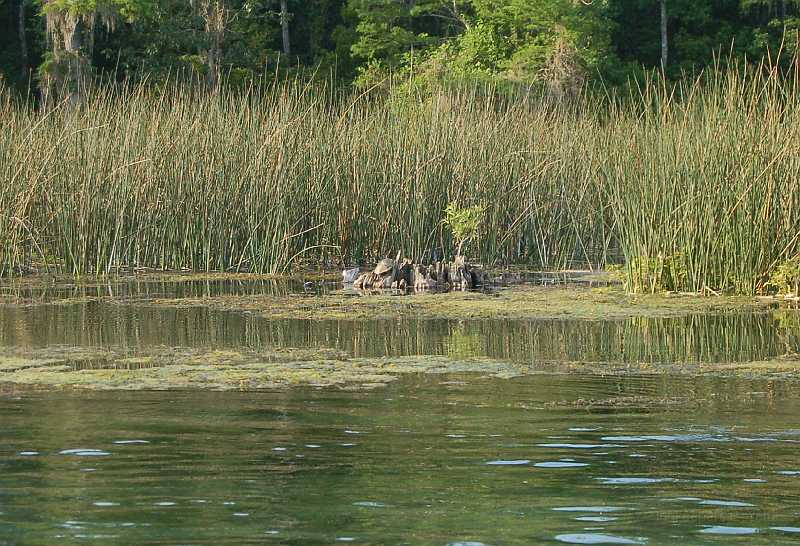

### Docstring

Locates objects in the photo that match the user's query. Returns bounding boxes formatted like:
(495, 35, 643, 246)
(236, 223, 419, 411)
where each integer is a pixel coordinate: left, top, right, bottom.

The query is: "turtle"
(373, 258, 395, 276)
(413, 264, 435, 290)
(373, 251, 402, 277)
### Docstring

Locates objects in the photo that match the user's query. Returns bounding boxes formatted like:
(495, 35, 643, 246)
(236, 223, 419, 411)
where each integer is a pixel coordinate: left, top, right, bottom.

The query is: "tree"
(19, 0, 29, 81)
(93, 0, 286, 88)
(192, 0, 230, 90)
(279, 0, 290, 55)
(0, 0, 796, 98)
(742, 0, 800, 62)
(469, 0, 614, 92)
(38, 0, 153, 105)
(443, 203, 484, 257)
(660, 0, 667, 68)
(356, 0, 615, 95)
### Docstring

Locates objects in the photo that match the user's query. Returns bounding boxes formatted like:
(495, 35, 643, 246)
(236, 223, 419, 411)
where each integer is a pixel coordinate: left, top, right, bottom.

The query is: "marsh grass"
(606, 63, 800, 294)
(1, 61, 798, 294)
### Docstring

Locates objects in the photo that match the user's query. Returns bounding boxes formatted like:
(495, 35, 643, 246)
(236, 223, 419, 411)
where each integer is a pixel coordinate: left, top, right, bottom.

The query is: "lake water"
(1, 279, 799, 544)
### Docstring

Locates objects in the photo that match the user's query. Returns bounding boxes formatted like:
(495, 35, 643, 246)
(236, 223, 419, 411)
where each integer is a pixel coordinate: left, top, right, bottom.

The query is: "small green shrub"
(768, 256, 800, 296)
(443, 203, 485, 257)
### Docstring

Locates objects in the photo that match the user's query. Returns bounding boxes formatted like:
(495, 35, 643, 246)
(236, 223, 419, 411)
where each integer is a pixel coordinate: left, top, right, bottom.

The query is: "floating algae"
(2, 335, 800, 392)
(0, 345, 533, 391)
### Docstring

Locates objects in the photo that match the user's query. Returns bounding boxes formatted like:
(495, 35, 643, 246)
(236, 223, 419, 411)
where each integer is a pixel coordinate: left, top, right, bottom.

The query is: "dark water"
(2, 377, 800, 545)
(1, 279, 800, 544)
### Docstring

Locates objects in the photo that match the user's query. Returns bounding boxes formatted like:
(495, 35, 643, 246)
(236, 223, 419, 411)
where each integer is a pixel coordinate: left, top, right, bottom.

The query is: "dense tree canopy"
(1, 0, 798, 98)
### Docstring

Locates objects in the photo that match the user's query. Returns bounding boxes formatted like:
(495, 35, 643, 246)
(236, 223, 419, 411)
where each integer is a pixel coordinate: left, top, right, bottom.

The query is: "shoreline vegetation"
(1, 61, 799, 296)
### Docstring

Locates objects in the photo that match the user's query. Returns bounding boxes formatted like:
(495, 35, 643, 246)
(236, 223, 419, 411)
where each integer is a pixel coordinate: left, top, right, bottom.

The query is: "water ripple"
(555, 533, 646, 544)
(59, 449, 110, 457)
(698, 500, 755, 507)
(699, 526, 758, 535)
(539, 444, 625, 449)
(534, 461, 590, 468)
(552, 506, 628, 513)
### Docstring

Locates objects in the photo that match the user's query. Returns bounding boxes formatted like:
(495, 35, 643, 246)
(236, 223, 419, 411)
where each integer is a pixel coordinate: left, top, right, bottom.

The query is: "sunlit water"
(1, 279, 800, 544)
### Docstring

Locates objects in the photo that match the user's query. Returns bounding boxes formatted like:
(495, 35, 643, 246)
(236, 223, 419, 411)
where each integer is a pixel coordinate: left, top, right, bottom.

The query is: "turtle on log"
(350, 252, 486, 291)
(353, 251, 402, 289)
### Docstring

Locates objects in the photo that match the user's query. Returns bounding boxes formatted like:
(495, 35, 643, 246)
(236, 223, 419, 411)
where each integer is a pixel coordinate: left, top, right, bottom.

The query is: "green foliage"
(2, 0, 800, 95)
(345, 0, 615, 92)
(443, 203, 485, 257)
(626, 253, 689, 294)
(472, 0, 613, 81)
(768, 256, 800, 296)
(96, 0, 346, 86)
(38, 0, 156, 21)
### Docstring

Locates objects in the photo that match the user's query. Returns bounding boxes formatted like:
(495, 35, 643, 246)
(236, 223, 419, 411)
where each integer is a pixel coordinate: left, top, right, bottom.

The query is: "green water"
(2, 378, 800, 545)
(1, 279, 800, 544)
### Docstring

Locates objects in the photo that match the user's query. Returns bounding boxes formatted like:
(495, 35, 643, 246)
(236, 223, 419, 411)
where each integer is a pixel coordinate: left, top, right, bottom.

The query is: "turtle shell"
(374, 258, 395, 276)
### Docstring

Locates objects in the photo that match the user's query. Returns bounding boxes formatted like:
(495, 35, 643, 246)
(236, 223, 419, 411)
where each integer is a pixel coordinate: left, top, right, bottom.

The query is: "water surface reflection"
(1, 300, 796, 364)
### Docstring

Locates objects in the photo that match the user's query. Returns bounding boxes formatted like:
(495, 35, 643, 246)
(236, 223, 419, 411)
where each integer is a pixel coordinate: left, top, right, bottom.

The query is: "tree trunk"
(42, 7, 93, 107)
(193, 0, 227, 91)
(206, 36, 221, 91)
(205, 1, 225, 91)
(18, 0, 29, 82)
(63, 14, 89, 106)
(660, 0, 668, 70)
(280, 0, 291, 56)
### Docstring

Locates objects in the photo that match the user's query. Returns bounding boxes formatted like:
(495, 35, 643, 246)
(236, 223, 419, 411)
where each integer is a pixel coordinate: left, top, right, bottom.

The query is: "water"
(1, 279, 800, 544)
(2, 377, 800, 544)
(0, 284, 797, 364)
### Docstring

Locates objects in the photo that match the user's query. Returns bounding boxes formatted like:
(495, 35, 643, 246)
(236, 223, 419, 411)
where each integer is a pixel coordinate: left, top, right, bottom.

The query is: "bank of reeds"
(605, 64, 800, 295)
(0, 62, 798, 295)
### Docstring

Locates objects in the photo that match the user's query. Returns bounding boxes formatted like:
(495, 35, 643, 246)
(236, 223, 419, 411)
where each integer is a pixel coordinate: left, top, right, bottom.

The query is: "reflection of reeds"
(475, 314, 797, 364)
(1, 302, 795, 364)
(0, 62, 798, 294)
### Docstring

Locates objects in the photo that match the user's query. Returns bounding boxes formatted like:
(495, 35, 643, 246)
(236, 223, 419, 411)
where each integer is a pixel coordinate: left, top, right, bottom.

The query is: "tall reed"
(0, 63, 798, 295)
(604, 61, 800, 294)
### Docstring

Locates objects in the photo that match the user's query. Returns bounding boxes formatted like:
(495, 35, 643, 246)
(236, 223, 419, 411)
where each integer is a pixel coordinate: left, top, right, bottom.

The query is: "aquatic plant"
(0, 78, 609, 275)
(0, 59, 798, 295)
(605, 63, 800, 294)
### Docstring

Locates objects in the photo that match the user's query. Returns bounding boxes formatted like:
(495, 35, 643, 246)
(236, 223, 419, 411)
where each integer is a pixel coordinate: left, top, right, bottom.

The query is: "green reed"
(0, 63, 798, 295)
(604, 61, 800, 294)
